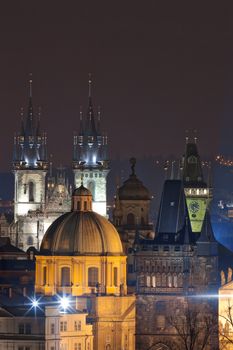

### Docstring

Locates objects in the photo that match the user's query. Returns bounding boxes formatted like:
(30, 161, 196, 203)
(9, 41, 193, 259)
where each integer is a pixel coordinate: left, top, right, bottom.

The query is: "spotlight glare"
(32, 299, 39, 308)
(60, 296, 70, 310)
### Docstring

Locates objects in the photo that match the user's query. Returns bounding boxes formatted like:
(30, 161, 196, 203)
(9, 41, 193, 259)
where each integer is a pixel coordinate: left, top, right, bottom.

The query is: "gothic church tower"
(13, 78, 48, 249)
(73, 76, 109, 216)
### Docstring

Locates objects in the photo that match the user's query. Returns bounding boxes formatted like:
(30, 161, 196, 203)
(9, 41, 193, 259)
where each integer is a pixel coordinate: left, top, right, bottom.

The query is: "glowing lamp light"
(31, 299, 39, 308)
(59, 296, 70, 310)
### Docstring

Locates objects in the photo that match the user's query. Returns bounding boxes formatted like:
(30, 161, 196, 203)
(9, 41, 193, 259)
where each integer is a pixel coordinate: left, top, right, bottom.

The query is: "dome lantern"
(72, 184, 92, 211)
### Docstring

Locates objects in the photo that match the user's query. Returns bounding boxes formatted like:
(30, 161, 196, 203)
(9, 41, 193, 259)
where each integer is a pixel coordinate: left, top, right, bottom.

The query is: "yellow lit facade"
(35, 185, 135, 350)
(219, 278, 233, 349)
(35, 255, 127, 296)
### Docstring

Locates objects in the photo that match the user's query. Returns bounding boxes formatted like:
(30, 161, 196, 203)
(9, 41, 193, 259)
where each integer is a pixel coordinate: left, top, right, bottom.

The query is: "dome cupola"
(118, 158, 150, 201)
(40, 184, 123, 256)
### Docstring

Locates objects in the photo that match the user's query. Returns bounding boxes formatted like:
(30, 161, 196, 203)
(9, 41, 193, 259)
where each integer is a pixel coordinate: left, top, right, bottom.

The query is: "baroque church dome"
(118, 158, 150, 200)
(40, 184, 123, 256)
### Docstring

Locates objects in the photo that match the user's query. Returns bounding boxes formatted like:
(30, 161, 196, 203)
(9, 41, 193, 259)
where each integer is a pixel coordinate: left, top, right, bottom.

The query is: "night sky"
(0, 2, 233, 171)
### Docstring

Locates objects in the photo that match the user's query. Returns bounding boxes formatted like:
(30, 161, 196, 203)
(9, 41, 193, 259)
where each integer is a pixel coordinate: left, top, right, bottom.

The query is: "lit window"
(61, 267, 70, 286)
(18, 324, 24, 334)
(88, 267, 98, 287)
(113, 267, 118, 287)
(146, 275, 151, 287)
(43, 266, 47, 285)
(50, 323, 55, 334)
(152, 275, 156, 288)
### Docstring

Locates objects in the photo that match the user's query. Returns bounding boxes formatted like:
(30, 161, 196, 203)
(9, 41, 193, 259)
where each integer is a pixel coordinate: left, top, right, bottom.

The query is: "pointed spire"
(49, 154, 53, 177)
(81, 172, 84, 186)
(29, 73, 32, 99)
(20, 107, 24, 136)
(36, 106, 41, 136)
(198, 210, 216, 243)
(170, 160, 175, 180)
(79, 106, 84, 135)
(25, 74, 34, 136)
(130, 157, 136, 176)
(97, 106, 101, 134)
(88, 73, 92, 107)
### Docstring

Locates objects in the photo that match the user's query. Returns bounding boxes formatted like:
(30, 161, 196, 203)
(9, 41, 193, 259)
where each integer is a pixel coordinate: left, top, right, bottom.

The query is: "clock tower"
(182, 140, 212, 232)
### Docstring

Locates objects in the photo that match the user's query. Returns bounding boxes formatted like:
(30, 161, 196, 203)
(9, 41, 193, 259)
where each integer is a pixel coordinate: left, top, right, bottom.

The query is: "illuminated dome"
(118, 158, 150, 200)
(40, 184, 123, 256)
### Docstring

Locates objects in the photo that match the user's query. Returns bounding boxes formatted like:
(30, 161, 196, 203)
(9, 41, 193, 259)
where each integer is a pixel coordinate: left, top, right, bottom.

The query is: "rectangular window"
(18, 324, 24, 334)
(88, 267, 98, 287)
(43, 266, 47, 285)
(64, 321, 67, 332)
(74, 321, 78, 331)
(51, 323, 55, 334)
(25, 324, 31, 334)
(128, 264, 133, 273)
(113, 267, 118, 287)
(60, 321, 64, 332)
(78, 321, 81, 331)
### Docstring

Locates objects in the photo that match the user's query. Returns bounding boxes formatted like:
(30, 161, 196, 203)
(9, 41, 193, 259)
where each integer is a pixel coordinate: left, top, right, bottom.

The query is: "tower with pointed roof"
(182, 138, 212, 233)
(73, 76, 109, 216)
(13, 77, 48, 250)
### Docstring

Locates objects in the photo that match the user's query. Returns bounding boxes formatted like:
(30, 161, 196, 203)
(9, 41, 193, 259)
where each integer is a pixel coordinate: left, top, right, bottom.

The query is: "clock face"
(189, 201, 200, 214)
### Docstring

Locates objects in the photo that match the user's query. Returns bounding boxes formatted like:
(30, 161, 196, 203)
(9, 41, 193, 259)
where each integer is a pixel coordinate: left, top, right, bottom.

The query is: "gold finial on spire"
(29, 73, 33, 98)
(88, 73, 92, 99)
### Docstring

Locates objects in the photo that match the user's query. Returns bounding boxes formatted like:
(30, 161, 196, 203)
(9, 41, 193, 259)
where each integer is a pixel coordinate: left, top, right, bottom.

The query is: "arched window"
(141, 216, 145, 225)
(156, 273, 161, 287)
(27, 236, 33, 246)
(127, 213, 135, 225)
(152, 275, 156, 288)
(167, 274, 172, 287)
(88, 267, 98, 287)
(178, 273, 183, 287)
(29, 182, 35, 202)
(61, 267, 70, 286)
(43, 266, 47, 285)
(146, 275, 151, 287)
(162, 273, 166, 287)
(173, 274, 178, 288)
(113, 267, 118, 287)
(106, 345, 111, 350)
(88, 181, 95, 200)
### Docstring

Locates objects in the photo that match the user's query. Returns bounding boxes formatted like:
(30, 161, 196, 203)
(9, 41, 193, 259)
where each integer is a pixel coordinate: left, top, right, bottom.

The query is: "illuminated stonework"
(183, 141, 212, 233)
(73, 77, 109, 217)
(35, 184, 135, 350)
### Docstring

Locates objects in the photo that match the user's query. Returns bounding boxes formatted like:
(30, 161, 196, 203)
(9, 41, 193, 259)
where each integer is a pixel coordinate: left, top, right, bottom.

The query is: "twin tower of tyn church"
(12, 77, 109, 251)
